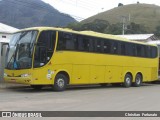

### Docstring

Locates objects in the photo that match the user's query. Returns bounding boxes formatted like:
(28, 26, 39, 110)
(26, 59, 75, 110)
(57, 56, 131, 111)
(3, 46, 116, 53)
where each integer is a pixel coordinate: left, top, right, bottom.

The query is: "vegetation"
(118, 3, 124, 7)
(154, 26, 160, 37)
(68, 19, 148, 35)
(80, 4, 160, 34)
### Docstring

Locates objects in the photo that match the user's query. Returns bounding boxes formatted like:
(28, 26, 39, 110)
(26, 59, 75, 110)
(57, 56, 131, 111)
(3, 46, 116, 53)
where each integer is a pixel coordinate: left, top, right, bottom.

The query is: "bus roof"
(18, 27, 157, 46)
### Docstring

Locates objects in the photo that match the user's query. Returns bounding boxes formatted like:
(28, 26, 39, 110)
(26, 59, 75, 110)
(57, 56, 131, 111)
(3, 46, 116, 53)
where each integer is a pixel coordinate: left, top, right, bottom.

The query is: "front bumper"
(4, 76, 32, 85)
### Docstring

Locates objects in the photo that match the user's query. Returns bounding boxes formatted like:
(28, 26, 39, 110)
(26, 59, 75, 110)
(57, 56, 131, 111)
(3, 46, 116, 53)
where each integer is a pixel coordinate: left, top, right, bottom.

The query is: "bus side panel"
(71, 64, 90, 84)
(90, 65, 105, 83)
(105, 66, 123, 83)
(151, 67, 158, 81)
(32, 67, 54, 85)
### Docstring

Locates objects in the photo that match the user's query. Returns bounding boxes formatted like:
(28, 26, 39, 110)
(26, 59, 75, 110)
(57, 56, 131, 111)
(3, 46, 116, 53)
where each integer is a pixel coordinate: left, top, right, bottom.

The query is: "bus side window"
(57, 32, 77, 51)
(65, 33, 76, 50)
(104, 40, 111, 54)
(141, 45, 145, 57)
(94, 39, 102, 53)
(151, 46, 158, 58)
(126, 43, 135, 56)
(112, 41, 118, 54)
(120, 42, 126, 55)
(57, 32, 66, 50)
(145, 46, 150, 58)
(77, 35, 90, 52)
(136, 45, 145, 57)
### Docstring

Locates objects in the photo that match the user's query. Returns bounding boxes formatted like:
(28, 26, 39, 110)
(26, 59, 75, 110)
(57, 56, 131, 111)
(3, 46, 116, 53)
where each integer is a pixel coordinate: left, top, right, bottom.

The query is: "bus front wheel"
(53, 74, 67, 91)
(123, 74, 132, 88)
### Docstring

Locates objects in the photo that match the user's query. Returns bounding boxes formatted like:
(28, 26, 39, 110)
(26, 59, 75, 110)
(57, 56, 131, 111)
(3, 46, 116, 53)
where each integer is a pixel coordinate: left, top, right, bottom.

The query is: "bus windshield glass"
(6, 30, 38, 69)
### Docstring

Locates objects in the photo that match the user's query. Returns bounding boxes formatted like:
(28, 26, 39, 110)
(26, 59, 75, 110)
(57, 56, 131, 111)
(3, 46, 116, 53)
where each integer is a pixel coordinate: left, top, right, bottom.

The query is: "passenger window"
(112, 41, 118, 54)
(151, 46, 157, 58)
(104, 40, 111, 53)
(126, 43, 135, 56)
(136, 45, 142, 57)
(95, 39, 102, 53)
(141, 45, 145, 57)
(77, 35, 90, 52)
(120, 42, 126, 55)
(57, 32, 77, 51)
(145, 46, 150, 58)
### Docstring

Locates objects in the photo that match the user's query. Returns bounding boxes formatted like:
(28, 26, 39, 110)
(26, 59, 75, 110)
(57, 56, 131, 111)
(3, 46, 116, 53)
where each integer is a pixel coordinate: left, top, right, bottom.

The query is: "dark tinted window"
(57, 32, 77, 51)
(136, 45, 146, 57)
(151, 46, 158, 58)
(103, 40, 111, 53)
(77, 35, 90, 52)
(125, 43, 135, 56)
(95, 39, 103, 53)
(56, 31, 157, 58)
(111, 41, 119, 54)
(34, 30, 56, 68)
(145, 46, 151, 58)
(120, 42, 126, 55)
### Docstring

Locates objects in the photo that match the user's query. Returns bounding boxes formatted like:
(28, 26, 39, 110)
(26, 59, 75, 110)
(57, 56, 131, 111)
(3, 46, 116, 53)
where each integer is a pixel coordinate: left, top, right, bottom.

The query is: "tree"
(126, 22, 147, 34)
(104, 23, 122, 35)
(69, 19, 110, 33)
(118, 3, 123, 7)
(154, 26, 160, 38)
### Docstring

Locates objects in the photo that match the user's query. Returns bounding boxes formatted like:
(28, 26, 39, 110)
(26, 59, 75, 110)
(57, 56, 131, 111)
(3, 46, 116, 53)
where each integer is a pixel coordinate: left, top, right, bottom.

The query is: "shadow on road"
(1, 82, 160, 93)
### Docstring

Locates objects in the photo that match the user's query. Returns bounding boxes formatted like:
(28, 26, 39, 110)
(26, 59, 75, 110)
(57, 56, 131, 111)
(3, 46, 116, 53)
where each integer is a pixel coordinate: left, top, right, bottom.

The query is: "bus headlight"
(21, 74, 30, 77)
(4, 73, 8, 77)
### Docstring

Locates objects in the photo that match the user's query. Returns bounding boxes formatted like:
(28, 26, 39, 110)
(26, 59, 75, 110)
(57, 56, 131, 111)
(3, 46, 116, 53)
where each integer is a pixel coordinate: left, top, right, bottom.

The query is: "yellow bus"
(4, 27, 159, 91)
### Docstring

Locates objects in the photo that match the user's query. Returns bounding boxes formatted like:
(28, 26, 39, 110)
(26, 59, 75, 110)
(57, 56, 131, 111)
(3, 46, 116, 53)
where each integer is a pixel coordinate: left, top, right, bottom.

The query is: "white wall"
(0, 33, 12, 43)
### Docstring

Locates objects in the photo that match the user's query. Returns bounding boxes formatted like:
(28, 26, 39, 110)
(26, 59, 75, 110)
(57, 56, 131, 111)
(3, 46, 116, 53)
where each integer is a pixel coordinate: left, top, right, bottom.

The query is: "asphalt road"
(0, 82, 160, 112)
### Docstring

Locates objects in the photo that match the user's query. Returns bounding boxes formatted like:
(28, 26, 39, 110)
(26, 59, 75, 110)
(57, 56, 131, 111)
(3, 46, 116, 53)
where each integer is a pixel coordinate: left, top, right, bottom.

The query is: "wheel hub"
(57, 78, 65, 88)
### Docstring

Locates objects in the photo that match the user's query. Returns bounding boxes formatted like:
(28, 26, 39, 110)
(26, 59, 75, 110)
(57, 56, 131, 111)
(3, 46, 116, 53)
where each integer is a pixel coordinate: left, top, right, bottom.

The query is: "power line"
(58, 0, 98, 12)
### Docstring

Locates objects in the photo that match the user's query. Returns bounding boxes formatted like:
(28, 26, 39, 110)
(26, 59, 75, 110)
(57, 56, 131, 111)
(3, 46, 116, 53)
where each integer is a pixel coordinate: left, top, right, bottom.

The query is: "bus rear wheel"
(53, 74, 67, 91)
(133, 74, 142, 87)
(123, 74, 132, 88)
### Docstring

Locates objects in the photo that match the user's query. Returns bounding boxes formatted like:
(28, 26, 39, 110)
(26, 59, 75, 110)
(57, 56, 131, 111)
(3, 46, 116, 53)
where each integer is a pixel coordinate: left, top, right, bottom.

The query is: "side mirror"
(1, 43, 9, 56)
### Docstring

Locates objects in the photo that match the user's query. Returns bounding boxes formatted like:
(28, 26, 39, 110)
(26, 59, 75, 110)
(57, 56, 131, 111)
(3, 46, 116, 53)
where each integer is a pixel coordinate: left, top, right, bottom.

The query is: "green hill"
(82, 4, 160, 32)
(70, 4, 160, 34)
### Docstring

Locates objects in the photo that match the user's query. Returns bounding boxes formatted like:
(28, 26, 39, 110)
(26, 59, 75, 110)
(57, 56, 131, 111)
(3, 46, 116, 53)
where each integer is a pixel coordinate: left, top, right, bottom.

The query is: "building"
(0, 23, 19, 82)
(117, 34, 159, 42)
(0, 23, 19, 43)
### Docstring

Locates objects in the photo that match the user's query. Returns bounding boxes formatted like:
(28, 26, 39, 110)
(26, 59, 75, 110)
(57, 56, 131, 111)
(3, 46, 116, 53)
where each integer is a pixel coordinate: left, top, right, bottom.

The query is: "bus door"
(32, 30, 56, 85)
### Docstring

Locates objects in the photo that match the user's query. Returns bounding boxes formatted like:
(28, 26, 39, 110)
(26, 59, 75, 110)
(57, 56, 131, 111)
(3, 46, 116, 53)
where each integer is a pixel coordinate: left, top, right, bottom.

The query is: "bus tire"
(31, 85, 43, 90)
(123, 74, 132, 88)
(133, 74, 142, 87)
(53, 74, 67, 91)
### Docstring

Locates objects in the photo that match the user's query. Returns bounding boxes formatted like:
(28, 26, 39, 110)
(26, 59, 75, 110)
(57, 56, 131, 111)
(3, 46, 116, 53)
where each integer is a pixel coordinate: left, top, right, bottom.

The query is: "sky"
(42, 0, 160, 21)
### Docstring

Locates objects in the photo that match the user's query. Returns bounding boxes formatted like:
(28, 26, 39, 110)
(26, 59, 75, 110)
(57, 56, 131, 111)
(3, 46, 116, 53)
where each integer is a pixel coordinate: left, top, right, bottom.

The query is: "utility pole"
(121, 16, 126, 35)
(121, 14, 131, 35)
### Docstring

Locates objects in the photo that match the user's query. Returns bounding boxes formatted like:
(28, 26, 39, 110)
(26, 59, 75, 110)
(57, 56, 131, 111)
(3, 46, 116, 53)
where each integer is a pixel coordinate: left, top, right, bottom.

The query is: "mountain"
(0, 0, 77, 29)
(72, 4, 160, 34)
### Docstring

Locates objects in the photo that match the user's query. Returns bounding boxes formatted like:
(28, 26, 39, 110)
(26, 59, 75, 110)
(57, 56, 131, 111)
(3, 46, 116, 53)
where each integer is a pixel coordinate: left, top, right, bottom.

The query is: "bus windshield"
(6, 30, 38, 69)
